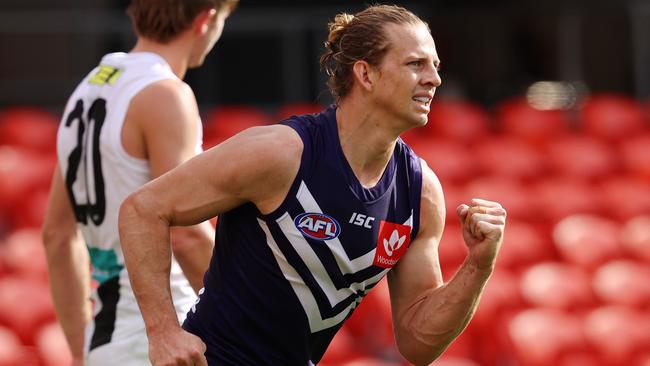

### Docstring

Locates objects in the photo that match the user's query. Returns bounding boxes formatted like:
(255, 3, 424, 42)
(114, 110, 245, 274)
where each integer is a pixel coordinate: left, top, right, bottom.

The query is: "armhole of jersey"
(256, 119, 311, 221)
(409, 151, 424, 241)
(108, 74, 176, 167)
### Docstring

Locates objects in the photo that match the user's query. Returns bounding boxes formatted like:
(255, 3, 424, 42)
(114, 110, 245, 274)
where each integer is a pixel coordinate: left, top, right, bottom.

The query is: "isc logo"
(294, 212, 341, 241)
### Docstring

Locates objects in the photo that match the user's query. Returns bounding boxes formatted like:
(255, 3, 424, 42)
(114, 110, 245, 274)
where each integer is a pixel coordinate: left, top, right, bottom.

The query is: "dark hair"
(127, 0, 238, 43)
(320, 4, 428, 101)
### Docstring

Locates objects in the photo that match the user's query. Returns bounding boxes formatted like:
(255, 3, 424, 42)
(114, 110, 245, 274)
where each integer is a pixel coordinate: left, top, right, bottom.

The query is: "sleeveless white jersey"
(56, 52, 200, 359)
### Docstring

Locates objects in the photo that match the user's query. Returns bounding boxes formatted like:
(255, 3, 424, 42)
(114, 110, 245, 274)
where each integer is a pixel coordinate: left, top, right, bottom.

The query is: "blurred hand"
(457, 198, 507, 270)
(148, 327, 208, 366)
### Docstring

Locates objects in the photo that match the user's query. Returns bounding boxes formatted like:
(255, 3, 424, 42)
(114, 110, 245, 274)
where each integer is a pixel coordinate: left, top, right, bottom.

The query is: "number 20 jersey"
(56, 52, 198, 352)
(183, 106, 424, 365)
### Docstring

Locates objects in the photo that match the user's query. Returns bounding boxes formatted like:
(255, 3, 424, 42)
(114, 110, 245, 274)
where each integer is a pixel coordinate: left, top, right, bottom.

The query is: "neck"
(335, 99, 401, 188)
(131, 37, 192, 79)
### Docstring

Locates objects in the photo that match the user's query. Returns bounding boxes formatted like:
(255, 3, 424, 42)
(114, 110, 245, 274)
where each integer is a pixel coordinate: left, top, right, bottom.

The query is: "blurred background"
(1, 0, 650, 365)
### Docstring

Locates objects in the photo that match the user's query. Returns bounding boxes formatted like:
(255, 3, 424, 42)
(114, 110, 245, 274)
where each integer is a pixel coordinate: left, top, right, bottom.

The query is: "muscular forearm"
(171, 223, 214, 293)
(118, 193, 184, 336)
(398, 254, 493, 365)
(43, 234, 91, 358)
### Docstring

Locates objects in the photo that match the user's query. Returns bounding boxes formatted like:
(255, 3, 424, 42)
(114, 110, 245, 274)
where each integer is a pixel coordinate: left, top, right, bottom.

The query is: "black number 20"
(63, 98, 107, 225)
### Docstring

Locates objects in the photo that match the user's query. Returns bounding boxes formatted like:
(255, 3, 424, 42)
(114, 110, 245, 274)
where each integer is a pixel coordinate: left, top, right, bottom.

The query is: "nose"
(422, 63, 442, 88)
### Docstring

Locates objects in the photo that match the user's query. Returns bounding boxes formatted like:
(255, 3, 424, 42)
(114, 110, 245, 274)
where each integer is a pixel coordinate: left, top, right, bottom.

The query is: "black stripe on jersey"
(266, 220, 363, 319)
(89, 276, 120, 351)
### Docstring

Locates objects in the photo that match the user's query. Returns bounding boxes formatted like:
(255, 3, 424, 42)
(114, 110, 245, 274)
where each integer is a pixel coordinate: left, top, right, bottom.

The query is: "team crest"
(373, 221, 411, 268)
(294, 212, 341, 241)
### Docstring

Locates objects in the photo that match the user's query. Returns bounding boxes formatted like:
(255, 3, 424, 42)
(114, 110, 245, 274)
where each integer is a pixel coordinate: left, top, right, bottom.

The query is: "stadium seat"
(0, 325, 23, 366)
(497, 221, 554, 270)
(473, 137, 547, 181)
(424, 100, 492, 144)
(620, 215, 650, 262)
(437, 224, 468, 276)
(275, 102, 325, 121)
(463, 176, 532, 221)
(0, 277, 55, 345)
(552, 214, 623, 270)
(620, 133, 650, 182)
(579, 94, 645, 142)
(0, 107, 59, 156)
(408, 139, 477, 184)
(36, 322, 73, 366)
(531, 177, 603, 224)
(496, 97, 571, 146)
(202, 105, 272, 148)
(471, 268, 522, 335)
(508, 308, 587, 366)
(583, 306, 650, 366)
(519, 262, 594, 310)
(600, 177, 650, 221)
(0, 228, 49, 283)
(0, 147, 55, 231)
(592, 260, 650, 308)
(430, 356, 481, 366)
(545, 135, 619, 181)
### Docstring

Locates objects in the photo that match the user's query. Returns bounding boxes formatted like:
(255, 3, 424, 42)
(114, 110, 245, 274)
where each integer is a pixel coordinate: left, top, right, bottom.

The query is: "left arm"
(387, 160, 506, 365)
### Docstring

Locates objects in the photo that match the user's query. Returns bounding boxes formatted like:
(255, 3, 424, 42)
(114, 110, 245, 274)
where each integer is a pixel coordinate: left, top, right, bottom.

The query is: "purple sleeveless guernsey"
(183, 105, 423, 365)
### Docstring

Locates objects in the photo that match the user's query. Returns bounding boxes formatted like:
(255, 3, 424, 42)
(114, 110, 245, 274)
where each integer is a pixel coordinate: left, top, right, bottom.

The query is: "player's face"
(189, 8, 230, 68)
(372, 22, 441, 128)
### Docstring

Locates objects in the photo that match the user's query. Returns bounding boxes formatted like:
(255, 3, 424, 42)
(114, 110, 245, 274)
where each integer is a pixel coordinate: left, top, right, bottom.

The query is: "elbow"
(394, 312, 458, 365)
(41, 221, 78, 254)
(118, 189, 166, 240)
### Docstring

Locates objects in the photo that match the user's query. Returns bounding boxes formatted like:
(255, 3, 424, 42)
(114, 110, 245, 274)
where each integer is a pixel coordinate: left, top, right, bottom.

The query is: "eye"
(408, 60, 422, 67)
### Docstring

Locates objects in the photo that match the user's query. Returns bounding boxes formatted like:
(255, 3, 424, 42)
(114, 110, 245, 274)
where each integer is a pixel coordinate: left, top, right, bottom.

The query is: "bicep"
(388, 160, 446, 321)
(133, 125, 303, 227)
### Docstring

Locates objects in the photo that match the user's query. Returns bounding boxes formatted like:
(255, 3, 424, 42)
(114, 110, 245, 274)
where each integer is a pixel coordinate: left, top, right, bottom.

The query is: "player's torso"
(188, 107, 422, 365)
(57, 52, 197, 344)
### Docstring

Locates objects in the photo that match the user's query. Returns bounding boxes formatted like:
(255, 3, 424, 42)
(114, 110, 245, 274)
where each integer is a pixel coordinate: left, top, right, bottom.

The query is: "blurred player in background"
(119, 4, 506, 366)
(41, 0, 237, 364)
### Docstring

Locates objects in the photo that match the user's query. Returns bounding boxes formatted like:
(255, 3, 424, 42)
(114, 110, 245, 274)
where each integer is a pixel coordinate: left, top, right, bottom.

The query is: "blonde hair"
(320, 4, 428, 101)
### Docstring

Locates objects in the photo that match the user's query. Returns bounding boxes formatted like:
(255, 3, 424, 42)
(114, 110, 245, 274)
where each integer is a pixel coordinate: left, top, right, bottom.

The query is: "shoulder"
(129, 79, 197, 126)
(221, 124, 304, 170)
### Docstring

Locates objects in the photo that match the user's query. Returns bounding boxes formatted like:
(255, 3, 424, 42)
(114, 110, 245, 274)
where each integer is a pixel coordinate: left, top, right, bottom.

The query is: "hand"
(457, 198, 506, 270)
(148, 327, 208, 366)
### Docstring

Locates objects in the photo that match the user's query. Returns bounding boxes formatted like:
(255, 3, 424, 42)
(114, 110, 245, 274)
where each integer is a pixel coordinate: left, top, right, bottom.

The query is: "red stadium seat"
(0, 107, 59, 156)
(424, 100, 492, 144)
(36, 322, 73, 366)
(496, 97, 571, 146)
(531, 177, 603, 224)
(474, 137, 547, 181)
(592, 260, 650, 308)
(579, 94, 645, 142)
(545, 135, 619, 181)
(600, 177, 650, 221)
(519, 262, 595, 310)
(275, 102, 325, 121)
(471, 268, 522, 333)
(408, 139, 477, 184)
(0, 325, 23, 366)
(463, 177, 532, 221)
(202, 105, 272, 148)
(497, 221, 554, 270)
(620, 215, 650, 262)
(437, 224, 468, 276)
(508, 309, 587, 366)
(620, 133, 650, 183)
(552, 214, 623, 270)
(0, 228, 49, 283)
(0, 277, 55, 345)
(583, 306, 650, 366)
(0, 146, 55, 230)
(431, 356, 481, 366)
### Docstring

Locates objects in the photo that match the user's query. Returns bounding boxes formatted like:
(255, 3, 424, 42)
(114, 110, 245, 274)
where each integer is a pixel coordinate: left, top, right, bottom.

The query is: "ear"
(193, 8, 217, 36)
(351, 60, 378, 92)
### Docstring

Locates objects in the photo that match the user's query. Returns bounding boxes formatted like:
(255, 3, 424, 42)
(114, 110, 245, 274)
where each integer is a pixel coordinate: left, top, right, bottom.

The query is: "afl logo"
(294, 212, 341, 241)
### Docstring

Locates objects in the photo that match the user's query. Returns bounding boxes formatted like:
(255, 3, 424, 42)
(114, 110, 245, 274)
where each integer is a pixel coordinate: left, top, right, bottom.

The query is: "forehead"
(383, 22, 438, 61)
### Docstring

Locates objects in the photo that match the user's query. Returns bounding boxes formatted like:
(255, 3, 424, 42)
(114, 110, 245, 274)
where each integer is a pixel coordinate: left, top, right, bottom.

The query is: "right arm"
(41, 166, 91, 364)
(118, 125, 302, 366)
